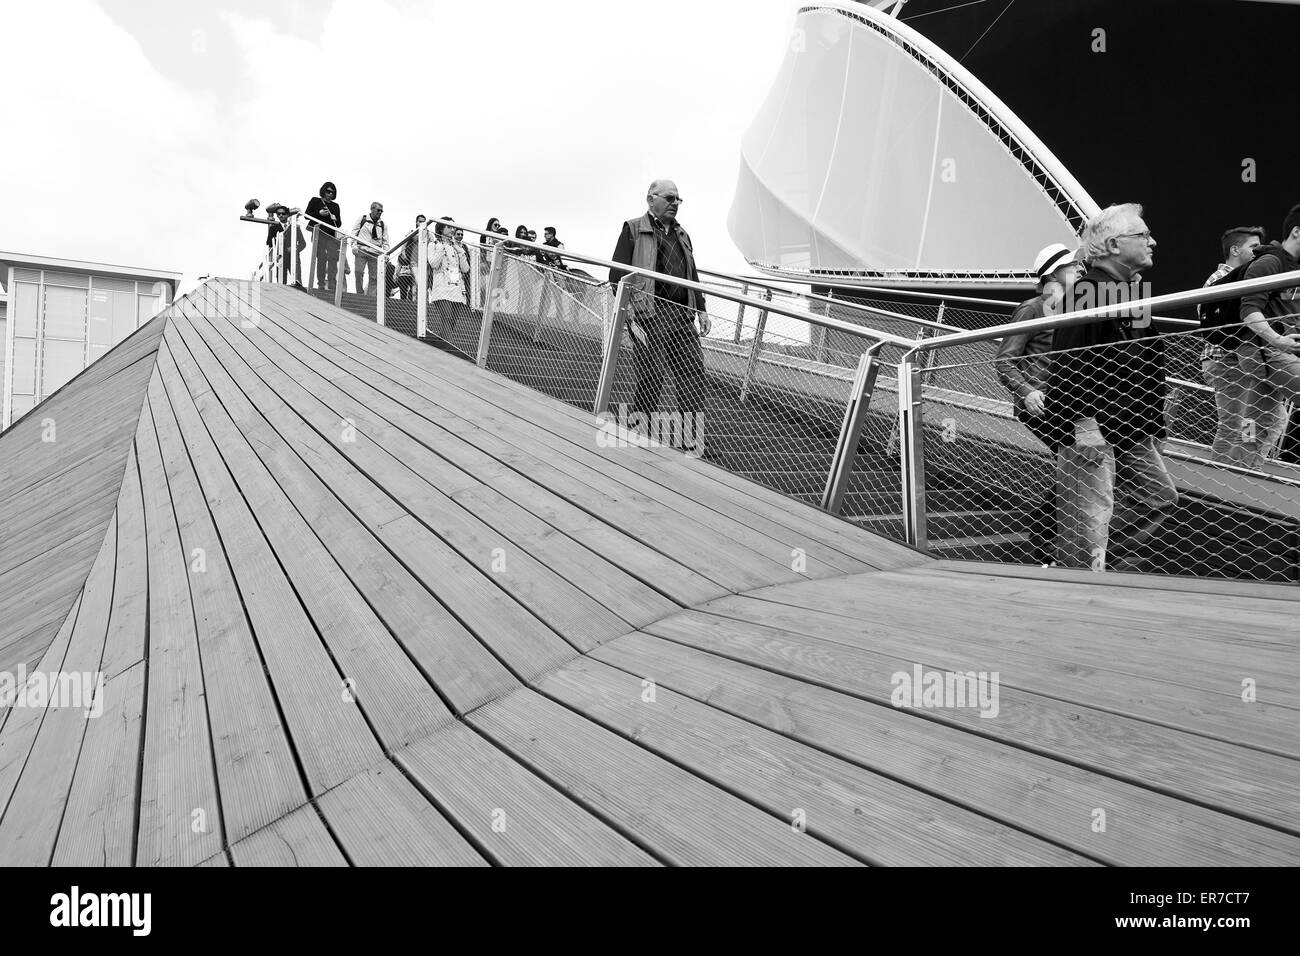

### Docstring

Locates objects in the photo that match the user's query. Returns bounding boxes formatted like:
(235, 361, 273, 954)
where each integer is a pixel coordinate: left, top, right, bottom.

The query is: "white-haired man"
(1047, 203, 1178, 572)
(608, 179, 711, 455)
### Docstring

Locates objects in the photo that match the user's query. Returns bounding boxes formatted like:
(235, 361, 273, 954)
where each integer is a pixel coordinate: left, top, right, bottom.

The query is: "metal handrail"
(699, 268, 1022, 309)
(434, 218, 919, 349)
(908, 269, 1300, 355)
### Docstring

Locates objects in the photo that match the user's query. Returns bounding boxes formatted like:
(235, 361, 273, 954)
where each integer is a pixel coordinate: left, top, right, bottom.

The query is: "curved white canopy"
(727, 2, 1099, 289)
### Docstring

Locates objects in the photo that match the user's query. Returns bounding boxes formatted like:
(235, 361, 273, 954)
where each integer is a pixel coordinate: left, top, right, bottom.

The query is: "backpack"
(1199, 248, 1285, 347)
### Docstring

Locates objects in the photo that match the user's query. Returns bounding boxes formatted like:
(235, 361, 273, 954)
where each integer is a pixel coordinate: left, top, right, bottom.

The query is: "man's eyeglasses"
(656, 194, 684, 204)
(1115, 231, 1154, 244)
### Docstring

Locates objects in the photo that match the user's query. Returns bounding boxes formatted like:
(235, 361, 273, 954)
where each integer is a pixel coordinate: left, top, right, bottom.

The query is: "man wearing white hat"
(994, 242, 1082, 565)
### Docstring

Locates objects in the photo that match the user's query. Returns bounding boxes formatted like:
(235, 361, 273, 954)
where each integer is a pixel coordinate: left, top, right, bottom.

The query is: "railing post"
(738, 289, 772, 404)
(476, 243, 505, 368)
(416, 220, 429, 339)
(820, 348, 881, 515)
(898, 358, 928, 549)
(594, 278, 632, 416)
(376, 253, 386, 327)
(334, 236, 347, 309)
(288, 215, 300, 286)
(733, 282, 748, 344)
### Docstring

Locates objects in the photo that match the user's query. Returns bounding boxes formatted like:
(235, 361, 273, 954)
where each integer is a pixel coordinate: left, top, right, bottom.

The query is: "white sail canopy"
(728, 2, 1099, 289)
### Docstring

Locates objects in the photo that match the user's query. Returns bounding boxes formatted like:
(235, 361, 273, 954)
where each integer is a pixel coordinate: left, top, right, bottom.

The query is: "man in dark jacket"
(1238, 203, 1300, 464)
(305, 181, 342, 292)
(1048, 202, 1178, 571)
(264, 203, 304, 285)
(994, 242, 1081, 564)
(609, 179, 711, 455)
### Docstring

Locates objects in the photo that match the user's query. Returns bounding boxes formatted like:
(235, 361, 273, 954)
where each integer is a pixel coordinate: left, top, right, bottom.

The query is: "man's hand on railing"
(698, 313, 712, 336)
(1024, 389, 1046, 417)
(1274, 332, 1300, 354)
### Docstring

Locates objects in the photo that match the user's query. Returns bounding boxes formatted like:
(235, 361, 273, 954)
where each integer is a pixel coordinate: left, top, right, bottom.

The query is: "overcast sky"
(0, 0, 826, 292)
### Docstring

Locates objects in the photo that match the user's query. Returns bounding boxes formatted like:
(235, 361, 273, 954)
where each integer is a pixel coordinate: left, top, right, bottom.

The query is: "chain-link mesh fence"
(911, 317, 1300, 581)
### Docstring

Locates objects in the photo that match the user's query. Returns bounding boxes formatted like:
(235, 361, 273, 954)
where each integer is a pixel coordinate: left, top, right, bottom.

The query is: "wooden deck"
(0, 278, 1297, 866)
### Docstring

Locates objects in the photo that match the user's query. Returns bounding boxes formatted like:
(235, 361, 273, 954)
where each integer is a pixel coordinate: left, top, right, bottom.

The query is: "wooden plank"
(0, 518, 119, 865)
(144, 331, 383, 796)
(316, 761, 488, 867)
(537, 656, 1091, 865)
(699, 588, 1300, 751)
(145, 371, 308, 842)
(97, 444, 149, 682)
(228, 804, 348, 867)
(244, 293, 808, 594)
(0, 594, 80, 824)
(51, 660, 147, 865)
(229, 310, 683, 632)
(172, 307, 574, 687)
(594, 632, 1300, 865)
(164, 316, 520, 716)
(467, 687, 858, 865)
(134, 398, 224, 867)
(394, 721, 657, 866)
(203, 312, 633, 652)
(642, 610, 1300, 833)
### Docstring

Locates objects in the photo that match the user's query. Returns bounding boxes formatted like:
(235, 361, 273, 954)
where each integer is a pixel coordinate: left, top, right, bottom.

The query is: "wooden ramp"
(0, 278, 1296, 866)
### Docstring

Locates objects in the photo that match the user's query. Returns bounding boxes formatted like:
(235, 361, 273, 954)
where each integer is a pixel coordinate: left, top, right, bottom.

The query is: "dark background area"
(894, 0, 1298, 307)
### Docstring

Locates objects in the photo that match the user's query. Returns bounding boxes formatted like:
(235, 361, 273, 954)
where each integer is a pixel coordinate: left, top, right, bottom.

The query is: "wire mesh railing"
(246, 212, 1300, 585)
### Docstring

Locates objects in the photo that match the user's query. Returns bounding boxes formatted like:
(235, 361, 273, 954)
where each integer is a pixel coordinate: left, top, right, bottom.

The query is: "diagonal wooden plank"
(228, 804, 348, 867)
(467, 686, 859, 866)
(163, 312, 520, 716)
(158, 335, 455, 752)
(146, 369, 308, 843)
(134, 397, 224, 867)
(594, 631, 1300, 865)
(316, 761, 488, 867)
(642, 609, 1300, 834)
(393, 721, 658, 866)
(535, 656, 1091, 865)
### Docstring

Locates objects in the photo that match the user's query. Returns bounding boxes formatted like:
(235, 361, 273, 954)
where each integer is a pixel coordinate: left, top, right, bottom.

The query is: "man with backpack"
(1199, 205, 1300, 468)
(1199, 226, 1266, 465)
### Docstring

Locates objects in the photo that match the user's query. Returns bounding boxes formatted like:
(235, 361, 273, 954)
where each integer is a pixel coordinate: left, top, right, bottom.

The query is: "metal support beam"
(898, 359, 928, 549)
(376, 254, 386, 327)
(594, 278, 632, 416)
(738, 289, 771, 404)
(334, 237, 346, 309)
(416, 220, 428, 339)
(476, 243, 504, 368)
(733, 282, 747, 344)
(820, 348, 882, 514)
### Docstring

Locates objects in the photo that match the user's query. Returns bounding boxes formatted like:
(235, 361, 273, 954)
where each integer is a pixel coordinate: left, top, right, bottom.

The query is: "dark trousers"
(1019, 411, 1062, 564)
(398, 273, 415, 301)
(630, 307, 709, 446)
(314, 234, 340, 291)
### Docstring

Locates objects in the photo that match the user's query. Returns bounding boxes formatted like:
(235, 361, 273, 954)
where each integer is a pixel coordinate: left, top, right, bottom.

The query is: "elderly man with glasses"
(1047, 202, 1178, 572)
(608, 179, 712, 456)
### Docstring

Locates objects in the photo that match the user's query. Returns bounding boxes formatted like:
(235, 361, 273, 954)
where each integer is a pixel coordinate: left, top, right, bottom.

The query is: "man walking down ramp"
(609, 179, 712, 456)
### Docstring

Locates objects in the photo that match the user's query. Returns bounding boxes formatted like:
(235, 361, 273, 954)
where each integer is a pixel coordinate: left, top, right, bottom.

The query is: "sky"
(0, 0, 816, 293)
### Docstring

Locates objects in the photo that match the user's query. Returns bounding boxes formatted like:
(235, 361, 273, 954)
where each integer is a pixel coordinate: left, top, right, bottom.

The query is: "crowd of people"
(995, 201, 1300, 571)
(261, 181, 570, 323)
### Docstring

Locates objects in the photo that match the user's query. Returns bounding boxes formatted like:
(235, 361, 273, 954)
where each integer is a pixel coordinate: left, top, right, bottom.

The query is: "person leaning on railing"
(264, 203, 304, 286)
(478, 218, 507, 308)
(608, 179, 711, 456)
(1236, 203, 1300, 465)
(1199, 225, 1267, 466)
(351, 201, 389, 296)
(993, 242, 1082, 566)
(1046, 202, 1179, 573)
(427, 217, 470, 335)
(305, 181, 342, 292)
